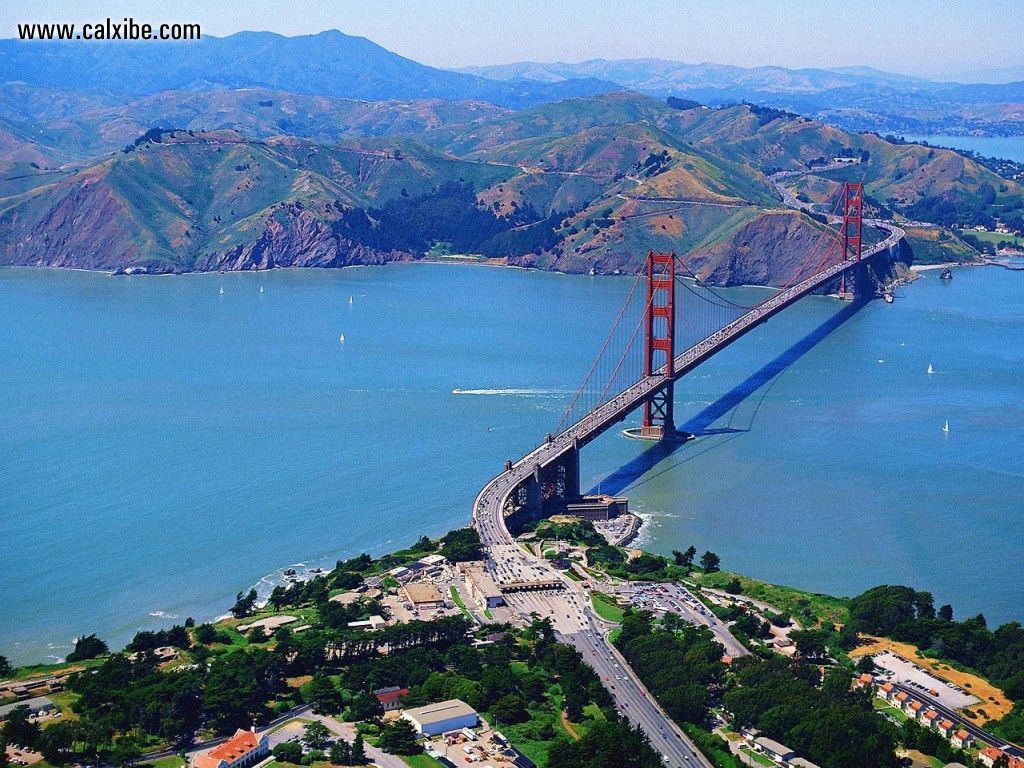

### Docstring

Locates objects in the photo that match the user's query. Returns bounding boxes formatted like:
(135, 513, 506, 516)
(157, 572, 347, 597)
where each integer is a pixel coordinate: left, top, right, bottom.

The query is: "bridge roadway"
(472, 220, 904, 767)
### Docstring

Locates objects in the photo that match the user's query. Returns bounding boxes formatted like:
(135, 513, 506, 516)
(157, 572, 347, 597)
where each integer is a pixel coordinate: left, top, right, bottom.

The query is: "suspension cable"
(554, 268, 646, 434)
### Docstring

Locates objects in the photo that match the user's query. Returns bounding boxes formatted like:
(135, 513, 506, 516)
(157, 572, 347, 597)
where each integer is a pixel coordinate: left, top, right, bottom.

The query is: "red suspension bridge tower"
(838, 181, 864, 298)
(640, 251, 677, 439)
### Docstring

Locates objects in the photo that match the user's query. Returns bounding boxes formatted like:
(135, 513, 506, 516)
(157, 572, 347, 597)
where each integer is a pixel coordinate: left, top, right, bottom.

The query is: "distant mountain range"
(2, 31, 1022, 135)
(0, 30, 617, 108)
(458, 59, 1024, 136)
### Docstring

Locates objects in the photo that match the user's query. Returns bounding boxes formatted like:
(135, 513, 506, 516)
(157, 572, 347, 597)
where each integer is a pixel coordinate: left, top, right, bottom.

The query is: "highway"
(498, 574, 713, 766)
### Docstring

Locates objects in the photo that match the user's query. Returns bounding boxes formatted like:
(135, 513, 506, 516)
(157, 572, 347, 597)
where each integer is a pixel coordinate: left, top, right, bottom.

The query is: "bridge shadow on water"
(589, 298, 868, 496)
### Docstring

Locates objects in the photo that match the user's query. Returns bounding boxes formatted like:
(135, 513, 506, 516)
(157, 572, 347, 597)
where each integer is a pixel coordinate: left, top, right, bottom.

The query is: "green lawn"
(873, 698, 909, 723)
(449, 586, 474, 621)
(740, 747, 775, 767)
(145, 757, 186, 768)
(591, 591, 625, 623)
(400, 754, 445, 768)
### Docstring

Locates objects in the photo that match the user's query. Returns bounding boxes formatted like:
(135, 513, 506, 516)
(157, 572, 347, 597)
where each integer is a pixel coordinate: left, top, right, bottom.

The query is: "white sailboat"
(219, 286, 224, 295)
(339, 333, 346, 344)
(927, 363, 934, 375)
(259, 286, 264, 294)
(942, 420, 950, 433)
(349, 296, 354, 305)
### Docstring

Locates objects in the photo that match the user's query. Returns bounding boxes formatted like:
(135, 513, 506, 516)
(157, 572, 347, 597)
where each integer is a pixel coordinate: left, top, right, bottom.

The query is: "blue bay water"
(1, 263, 1022, 664)
(899, 134, 1024, 163)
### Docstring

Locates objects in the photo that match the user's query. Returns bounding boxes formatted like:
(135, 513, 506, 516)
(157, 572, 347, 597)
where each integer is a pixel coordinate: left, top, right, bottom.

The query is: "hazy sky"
(2, 0, 1022, 79)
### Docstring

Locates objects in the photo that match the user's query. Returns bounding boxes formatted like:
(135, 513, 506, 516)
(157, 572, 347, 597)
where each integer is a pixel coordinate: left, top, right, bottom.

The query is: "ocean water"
(1, 263, 1022, 664)
(900, 134, 1024, 163)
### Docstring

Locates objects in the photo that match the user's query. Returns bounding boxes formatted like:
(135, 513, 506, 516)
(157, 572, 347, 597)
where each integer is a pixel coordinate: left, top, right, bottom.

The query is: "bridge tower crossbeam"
(641, 251, 677, 439)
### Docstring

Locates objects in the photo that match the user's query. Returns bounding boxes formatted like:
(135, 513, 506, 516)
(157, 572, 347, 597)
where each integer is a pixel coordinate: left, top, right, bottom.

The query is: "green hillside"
(2, 90, 1021, 281)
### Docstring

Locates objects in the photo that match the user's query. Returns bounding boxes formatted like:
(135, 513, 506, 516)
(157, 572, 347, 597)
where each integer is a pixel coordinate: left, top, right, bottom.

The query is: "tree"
(303, 722, 331, 751)
(329, 740, 350, 765)
(856, 655, 875, 674)
(273, 742, 303, 764)
(195, 623, 218, 645)
(231, 589, 258, 619)
(792, 629, 829, 661)
(822, 667, 853, 698)
(377, 718, 421, 755)
(305, 673, 343, 715)
(1, 705, 41, 749)
(38, 721, 77, 765)
(107, 734, 142, 767)
(343, 691, 383, 722)
(66, 633, 108, 662)
(351, 734, 366, 764)
(493, 693, 529, 724)
(439, 528, 482, 562)
(0, 654, 11, 678)
(699, 551, 720, 573)
(725, 578, 742, 595)
(938, 604, 954, 621)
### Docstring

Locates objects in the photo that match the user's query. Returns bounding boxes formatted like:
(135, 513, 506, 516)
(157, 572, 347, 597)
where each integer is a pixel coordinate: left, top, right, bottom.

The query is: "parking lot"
(872, 651, 979, 710)
(615, 581, 748, 658)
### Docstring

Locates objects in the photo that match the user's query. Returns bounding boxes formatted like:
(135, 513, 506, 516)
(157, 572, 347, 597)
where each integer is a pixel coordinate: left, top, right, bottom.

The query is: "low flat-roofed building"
(0, 696, 55, 719)
(789, 759, 821, 768)
(347, 615, 387, 631)
(403, 582, 445, 608)
(418, 554, 447, 567)
(330, 591, 362, 605)
(193, 728, 269, 768)
(402, 699, 478, 736)
(565, 494, 628, 521)
(463, 564, 505, 609)
(752, 736, 795, 762)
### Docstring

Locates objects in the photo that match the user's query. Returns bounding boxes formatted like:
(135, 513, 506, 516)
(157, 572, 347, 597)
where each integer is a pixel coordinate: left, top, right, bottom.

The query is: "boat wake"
(452, 387, 570, 397)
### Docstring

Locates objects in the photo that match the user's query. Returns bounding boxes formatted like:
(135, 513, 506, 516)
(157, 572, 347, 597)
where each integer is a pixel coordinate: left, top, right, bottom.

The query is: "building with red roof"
(374, 686, 410, 712)
(193, 729, 269, 768)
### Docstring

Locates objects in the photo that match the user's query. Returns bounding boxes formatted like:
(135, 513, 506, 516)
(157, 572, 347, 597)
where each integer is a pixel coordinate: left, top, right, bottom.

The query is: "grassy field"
(590, 591, 625, 623)
(693, 571, 850, 629)
(965, 228, 1024, 247)
(904, 226, 982, 264)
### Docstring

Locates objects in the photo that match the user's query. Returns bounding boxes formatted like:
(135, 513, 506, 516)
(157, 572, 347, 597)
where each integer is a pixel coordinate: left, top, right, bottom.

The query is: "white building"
(402, 699, 478, 736)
